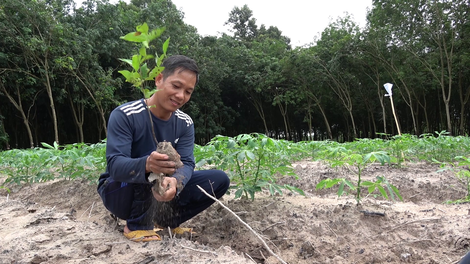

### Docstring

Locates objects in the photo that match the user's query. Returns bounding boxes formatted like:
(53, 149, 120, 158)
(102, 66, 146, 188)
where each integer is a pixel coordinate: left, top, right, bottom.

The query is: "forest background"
(0, 0, 469, 150)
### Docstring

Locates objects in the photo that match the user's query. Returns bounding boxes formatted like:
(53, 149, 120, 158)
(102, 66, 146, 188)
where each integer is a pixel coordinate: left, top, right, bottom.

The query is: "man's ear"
(155, 73, 163, 86)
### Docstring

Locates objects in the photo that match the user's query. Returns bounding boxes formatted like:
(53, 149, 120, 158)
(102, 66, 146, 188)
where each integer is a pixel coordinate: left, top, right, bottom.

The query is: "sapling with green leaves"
(117, 23, 188, 192)
(118, 22, 169, 98)
(316, 147, 402, 204)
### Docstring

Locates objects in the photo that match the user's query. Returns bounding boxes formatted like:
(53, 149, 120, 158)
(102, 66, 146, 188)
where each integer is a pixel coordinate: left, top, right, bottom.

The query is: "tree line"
(0, 0, 468, 150)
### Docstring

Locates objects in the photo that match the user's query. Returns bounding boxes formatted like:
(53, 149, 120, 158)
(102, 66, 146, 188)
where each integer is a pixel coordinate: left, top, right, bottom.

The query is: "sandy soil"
(0, 161, 469, 264)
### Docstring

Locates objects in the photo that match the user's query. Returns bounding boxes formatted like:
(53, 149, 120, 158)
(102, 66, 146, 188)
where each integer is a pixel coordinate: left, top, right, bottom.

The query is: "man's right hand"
(146, 151, 178, 175)
(152, 176, 177, 202)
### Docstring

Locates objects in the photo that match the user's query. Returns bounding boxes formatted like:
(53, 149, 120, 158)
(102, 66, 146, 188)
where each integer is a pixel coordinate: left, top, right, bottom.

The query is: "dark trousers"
(461, 251, 470, 264)
(97, 170, 230, 230)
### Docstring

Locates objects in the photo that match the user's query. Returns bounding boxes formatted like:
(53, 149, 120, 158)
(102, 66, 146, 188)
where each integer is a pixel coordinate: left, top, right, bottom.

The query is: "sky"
(90, 0, 372, 48)
(170, 0, 372, 47)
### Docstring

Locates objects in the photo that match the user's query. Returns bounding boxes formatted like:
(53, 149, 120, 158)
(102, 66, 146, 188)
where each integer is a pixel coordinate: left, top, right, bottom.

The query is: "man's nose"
(175, 89, 184, 99)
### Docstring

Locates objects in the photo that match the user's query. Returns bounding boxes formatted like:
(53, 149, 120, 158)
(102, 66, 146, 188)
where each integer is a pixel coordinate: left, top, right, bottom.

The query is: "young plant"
(0, 148, 54, 185)
(386, 134, 412, 166)
(316, 148, 402, 204)
(435, 156, 470, 204)
(118, 22, 169, 98)
(194, 133, 304, 200)
(419, 131, 461, 162)
(0, 141, 106, 186)
(42, 142, 106, 182)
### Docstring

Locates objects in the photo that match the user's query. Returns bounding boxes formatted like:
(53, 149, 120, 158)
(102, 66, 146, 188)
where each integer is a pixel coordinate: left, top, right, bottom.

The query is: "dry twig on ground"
(196, 185, 287, 264)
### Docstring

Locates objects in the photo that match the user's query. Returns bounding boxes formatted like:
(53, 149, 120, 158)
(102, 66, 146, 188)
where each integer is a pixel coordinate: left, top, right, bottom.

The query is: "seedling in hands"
(118, 23, 174, 192)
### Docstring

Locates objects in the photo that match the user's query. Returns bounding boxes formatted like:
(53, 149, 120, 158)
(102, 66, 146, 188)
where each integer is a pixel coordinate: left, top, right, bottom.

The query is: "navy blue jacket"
(99, 99, 195, 191)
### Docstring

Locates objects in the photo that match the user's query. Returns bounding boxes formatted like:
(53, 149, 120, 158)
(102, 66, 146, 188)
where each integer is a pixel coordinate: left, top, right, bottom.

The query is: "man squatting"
(97, 55, 230, 241)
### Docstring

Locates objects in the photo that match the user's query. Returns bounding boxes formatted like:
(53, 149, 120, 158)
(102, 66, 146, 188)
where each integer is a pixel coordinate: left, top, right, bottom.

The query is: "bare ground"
(0, 161, 469, 264)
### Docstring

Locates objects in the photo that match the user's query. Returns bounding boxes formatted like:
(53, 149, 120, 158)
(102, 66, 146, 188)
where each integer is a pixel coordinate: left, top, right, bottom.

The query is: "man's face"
(154, 68, 197, 114)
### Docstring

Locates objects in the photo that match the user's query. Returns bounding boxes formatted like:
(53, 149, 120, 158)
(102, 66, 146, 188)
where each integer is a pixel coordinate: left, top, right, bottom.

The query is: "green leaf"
(143, 54, 155, 61)
(157, 53, 166, 67)
(118, 70, 132, 80)
(136, 23, 149, 35)
(234, 188, 243, 199)
(131, 71, 141, 81)
(143, 88, 156, 99)
(140, 63, 148, 80)
(237, 151, 246, 162)
(261, 137, 268, 147)
(119, 58, 133, 67)
(316, 179, 327, 189)
(195, 159, 207, 168)
(120, 32, 147, 43)
(227, 139, 236, 149)
(344, 179, 355, 190)
(269, 184, 275, 195)
(338, 182, 345, 196)
(142, 40, 149, 49)
(245, 150, 255, 160)
(162, 37, 170, 54)
(131, 55, 140, 71)
(377, 185, 388, 199)
(41, 142, 54, 149)
(139, 46, 146, 57)
(149, 27, 166, 42)
(360, 181, 374, 187)
(285, 185, 305, 196)
(316, 178, 342, 189)
(147, 66, 164, 80)
(363, 152, 373, 163)
(390, 185, 403, 201)
(326, 179, 341, 188)
(375, 176, 384, 184)
(273, 184, 283, 195)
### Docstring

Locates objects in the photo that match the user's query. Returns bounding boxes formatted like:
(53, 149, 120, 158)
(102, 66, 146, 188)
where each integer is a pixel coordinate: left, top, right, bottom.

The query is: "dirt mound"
(0, 161, 469, 263)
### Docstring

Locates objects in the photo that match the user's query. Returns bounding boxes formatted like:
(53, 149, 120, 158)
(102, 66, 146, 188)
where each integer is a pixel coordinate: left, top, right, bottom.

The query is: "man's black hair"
(161, 55, 199, 86)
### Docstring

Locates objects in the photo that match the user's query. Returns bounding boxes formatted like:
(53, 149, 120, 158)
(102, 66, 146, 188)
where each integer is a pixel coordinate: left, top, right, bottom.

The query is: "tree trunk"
(246, 92, 269, 136)
(74, 71, 108, 136)
(40, 52, 60, 144)
(304, 99, 314, 141)
(458, 72, 470, 136)
(0, 81, 35, 148)
(306, 110, 313, 141)
(316, 59, 357, 139)
(277, 102, 289, 141)
(67, 86, 85, 142)
(440, 49, 453, 135)
(307, 92, 332, 140)
(0, 118, 9, 150)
